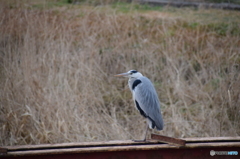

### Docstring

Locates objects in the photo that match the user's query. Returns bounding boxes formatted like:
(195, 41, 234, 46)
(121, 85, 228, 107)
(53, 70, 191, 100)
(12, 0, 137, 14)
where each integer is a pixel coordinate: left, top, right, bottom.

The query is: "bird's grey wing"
(133, 77, 164, 130)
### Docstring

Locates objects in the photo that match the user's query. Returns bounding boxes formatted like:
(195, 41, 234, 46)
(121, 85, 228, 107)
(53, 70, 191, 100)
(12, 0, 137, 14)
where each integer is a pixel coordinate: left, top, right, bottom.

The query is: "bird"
(115, 70, 164, 141)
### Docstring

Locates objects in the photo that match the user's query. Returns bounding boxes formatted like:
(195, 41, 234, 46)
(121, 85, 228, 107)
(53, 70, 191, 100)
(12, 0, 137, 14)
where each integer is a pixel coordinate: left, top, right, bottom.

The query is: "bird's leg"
(143, 124, 149, 141)
(132, 122, 149, 142)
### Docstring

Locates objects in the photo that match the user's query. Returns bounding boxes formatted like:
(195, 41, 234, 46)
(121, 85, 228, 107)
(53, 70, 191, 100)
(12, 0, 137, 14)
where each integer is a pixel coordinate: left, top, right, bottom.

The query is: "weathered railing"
(1, 136, 240, 159)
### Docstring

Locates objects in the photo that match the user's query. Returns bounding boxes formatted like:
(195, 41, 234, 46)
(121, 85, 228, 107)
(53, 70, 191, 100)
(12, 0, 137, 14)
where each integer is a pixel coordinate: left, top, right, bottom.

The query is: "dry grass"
(0, 1, 240, 146)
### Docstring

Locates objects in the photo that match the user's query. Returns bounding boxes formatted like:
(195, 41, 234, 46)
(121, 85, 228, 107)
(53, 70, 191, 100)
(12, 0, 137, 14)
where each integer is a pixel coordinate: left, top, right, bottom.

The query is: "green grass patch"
(206, 0, 240, 5)
(31, 0, 72, 9)
(111, 2, 163, 13)
(203, 22, 240, 36)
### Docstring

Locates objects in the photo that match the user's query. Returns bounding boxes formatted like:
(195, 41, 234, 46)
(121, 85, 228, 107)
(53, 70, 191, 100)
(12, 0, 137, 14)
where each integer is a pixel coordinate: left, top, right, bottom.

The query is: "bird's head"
(115, 70, 143, 78)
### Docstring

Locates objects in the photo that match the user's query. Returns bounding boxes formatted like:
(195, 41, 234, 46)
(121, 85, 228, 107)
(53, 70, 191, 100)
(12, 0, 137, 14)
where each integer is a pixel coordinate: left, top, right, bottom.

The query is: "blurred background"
(0, 0, 239, 146)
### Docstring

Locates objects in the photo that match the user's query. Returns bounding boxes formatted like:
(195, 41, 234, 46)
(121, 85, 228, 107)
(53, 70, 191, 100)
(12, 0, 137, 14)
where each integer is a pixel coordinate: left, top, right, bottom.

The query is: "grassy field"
(0, 0, 240, 146)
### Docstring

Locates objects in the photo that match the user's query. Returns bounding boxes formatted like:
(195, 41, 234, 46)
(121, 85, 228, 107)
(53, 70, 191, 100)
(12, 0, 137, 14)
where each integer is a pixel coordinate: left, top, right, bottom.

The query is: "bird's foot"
(132, 139, 146, 142)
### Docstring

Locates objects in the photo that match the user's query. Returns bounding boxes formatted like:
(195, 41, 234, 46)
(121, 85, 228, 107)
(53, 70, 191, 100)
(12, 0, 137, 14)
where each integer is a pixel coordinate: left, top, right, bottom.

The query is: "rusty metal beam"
(0, 147, 7, 155)
(2, 137, 240, 159)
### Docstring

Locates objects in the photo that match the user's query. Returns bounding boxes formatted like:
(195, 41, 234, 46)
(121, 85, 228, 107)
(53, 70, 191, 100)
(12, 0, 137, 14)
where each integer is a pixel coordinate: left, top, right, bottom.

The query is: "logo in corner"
(210, 150, 215, 156)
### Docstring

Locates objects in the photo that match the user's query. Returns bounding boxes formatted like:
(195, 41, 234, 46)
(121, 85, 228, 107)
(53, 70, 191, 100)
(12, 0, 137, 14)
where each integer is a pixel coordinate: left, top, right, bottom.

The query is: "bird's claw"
(132, 139, 147, 142)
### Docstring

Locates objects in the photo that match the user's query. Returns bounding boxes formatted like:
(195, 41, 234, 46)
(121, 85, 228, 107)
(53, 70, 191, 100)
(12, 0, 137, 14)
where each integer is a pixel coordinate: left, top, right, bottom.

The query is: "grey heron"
(115, 70, 164, 141)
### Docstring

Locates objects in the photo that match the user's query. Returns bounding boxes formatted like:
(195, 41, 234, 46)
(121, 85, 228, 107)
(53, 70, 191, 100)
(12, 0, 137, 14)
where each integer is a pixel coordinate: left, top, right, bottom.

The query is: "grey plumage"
(115, 70, 164, 141)
(130, 76, 163, 130)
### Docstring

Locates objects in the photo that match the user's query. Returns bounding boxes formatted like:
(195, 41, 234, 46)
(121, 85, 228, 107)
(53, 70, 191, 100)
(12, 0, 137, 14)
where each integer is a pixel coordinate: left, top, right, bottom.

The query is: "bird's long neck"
(128, 77, 137, 92)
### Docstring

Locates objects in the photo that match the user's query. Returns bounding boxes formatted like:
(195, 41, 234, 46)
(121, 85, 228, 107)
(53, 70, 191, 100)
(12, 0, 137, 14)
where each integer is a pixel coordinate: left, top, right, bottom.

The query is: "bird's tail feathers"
(147, 116, 164, 130)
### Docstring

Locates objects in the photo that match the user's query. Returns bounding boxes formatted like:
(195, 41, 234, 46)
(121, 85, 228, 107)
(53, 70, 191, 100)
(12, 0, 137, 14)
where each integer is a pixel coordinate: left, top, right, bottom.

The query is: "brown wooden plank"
(186, 142, 240, 148)
(5, 137, 240, 152)
(5, 140, 162, 151)
(6, 144, 168, 157)
(5, 141, 240, 157)
(151, 134, 186, 146)
(183, 137, 240, 143)
(3, 137, 240, 158)
(4, 136, 240, 158)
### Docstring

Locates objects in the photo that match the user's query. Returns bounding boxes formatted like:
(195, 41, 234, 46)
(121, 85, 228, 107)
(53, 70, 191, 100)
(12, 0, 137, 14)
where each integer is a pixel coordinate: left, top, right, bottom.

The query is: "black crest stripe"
(132, 79, 141, 90)
(131, 70, 138, 73)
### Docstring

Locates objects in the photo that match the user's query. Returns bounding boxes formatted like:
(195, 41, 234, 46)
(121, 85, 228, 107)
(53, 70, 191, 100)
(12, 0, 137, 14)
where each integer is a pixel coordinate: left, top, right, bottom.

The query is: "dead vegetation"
(0, 1, 239, 146)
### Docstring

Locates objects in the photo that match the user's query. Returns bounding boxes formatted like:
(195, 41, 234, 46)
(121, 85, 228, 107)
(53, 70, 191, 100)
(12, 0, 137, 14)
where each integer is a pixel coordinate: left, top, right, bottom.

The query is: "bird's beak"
(114, 72, 130, 77)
